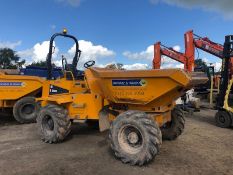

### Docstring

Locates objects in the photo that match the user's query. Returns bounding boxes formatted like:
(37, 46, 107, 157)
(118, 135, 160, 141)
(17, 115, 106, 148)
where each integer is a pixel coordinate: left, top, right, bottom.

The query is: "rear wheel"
(109, 110, 162, 166)
(37, 104, 71, 143)
(161, 106, 185, 140)
(215, 110, 232, 128)
(13, 97, 39, 124)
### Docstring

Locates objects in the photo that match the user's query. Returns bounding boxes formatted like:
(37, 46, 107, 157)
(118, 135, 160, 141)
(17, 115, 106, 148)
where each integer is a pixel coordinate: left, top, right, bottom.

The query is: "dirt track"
(0, 109, 232, 175)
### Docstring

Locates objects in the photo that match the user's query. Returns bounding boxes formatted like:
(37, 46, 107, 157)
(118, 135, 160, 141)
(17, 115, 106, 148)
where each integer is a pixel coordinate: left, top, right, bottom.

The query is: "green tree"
(28, 61, 47, 67)
(28, 61, 56, 68)
(16, 59, 26, 68)
(195, 59, 207, 72)
(0, 48, 25, 69)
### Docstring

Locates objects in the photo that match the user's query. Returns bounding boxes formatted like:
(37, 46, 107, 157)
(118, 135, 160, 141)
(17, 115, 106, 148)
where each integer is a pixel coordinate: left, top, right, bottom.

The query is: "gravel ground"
(0, 108, 232, 175)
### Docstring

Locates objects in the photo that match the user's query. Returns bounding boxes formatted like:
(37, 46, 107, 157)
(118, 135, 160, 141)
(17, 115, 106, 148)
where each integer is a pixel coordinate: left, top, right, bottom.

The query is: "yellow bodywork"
(38, 67, 207, 127)
(0, 72, 45, 108)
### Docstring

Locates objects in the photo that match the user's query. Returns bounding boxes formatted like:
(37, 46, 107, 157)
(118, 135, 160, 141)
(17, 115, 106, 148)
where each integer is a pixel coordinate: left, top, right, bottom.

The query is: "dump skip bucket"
(89, 68, 208, 105)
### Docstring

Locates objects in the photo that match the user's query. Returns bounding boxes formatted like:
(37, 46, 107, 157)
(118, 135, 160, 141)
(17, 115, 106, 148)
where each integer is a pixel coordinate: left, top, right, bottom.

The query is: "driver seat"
(64, 64, 84, 80)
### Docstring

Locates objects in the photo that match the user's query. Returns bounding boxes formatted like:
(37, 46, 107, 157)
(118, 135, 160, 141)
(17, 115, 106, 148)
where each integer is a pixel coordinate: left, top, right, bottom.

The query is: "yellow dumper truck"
(36, 30, 207, 165)
(0, 70, 44, 123)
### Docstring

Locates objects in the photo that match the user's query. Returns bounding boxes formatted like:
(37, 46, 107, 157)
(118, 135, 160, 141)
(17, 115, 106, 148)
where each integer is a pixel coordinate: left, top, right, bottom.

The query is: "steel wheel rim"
(21, 103, 35, 118)
(118, 124, 143, 154)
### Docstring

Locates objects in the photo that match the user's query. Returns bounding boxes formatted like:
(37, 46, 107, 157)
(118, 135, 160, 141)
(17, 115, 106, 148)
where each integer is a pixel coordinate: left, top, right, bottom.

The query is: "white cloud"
(33, 41, 59, 62)
(123, 44, 181, 61)
(202, 57, 209, 63)
(213, 62, 221, 72)
(0, 41, 22, 49)
(161, 62, 183, 69)
(123, 45, 154, 60)
(123, 44, 182, 68)
(123, 63, 149, 70)
(173, 45, 181, 52)
(68, 40, 115, 64)
(150, 0, 233, 19)
(201, 57, 222, 72)
(18, 41, 59, 65)
(123, 44, 184, 69)
(18, 48, 34, 59)
(96, 62, 149, 70)
(18, 39, 115, 67)
(55, 0, 82, 7)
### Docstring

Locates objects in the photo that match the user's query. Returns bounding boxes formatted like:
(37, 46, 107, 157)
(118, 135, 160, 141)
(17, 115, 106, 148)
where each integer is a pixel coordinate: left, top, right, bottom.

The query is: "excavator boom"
(153, 42, 191, 71)
(185, 30, 233, 75)
(153, 30, 233, 75)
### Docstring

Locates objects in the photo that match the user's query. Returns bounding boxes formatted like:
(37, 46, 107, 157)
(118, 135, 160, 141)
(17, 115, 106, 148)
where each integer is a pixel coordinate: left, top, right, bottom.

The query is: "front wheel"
(37, 104, 71, 143)
(109, 110, 162, 166)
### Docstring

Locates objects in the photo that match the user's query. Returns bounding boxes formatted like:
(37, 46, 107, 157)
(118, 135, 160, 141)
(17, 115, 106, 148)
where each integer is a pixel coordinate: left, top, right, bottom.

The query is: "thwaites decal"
(49, 85, 69, 95)
(0, 82, 25, 87)
(112, 79, 147, 87)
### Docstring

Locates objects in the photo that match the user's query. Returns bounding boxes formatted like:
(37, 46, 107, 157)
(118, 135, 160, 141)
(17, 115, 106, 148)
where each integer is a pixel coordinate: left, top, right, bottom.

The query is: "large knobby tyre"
(161, 106, 185, 140)
(109, 110, 162, 166)
(13, 96, 39, 124)
(215, 110, 232, 128)
(37, 104, 71, 143)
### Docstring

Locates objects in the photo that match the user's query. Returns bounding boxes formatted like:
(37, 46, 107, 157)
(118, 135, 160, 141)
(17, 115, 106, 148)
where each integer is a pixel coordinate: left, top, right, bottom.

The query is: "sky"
(0, 0, 233, 70)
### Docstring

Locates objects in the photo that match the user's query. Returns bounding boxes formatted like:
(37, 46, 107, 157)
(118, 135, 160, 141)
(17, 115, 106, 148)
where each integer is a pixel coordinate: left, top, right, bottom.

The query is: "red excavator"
(153, 30, 233, 75)
(184, 30, 233, 92)
(153, 42, 198, 112)
(153, 34, 233, 128)
(184, 30, 233, 77)
(153, 31, 198, 72)
(153, 30, 233, 91)
(153, 42, 194, 72)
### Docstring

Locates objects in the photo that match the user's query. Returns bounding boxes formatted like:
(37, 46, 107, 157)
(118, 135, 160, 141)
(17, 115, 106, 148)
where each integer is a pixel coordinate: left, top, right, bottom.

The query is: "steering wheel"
(84, 60, 95, 69)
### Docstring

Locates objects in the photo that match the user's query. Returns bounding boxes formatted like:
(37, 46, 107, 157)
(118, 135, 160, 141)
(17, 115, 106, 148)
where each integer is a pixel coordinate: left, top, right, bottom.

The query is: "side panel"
(0, 100, 16, 108)
(0, 75, 43, 100)
(97, 77, 181, 105)
(0, 100, 3, 107)
(68, 93, 103, 120)
(41, 79, 86, 98)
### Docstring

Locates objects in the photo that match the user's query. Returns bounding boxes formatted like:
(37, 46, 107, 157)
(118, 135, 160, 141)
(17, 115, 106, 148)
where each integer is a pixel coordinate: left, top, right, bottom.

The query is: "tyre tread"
(161, 106, 185, 140)
(109, 110, 162, 166)
(37, 104, 71, 143)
